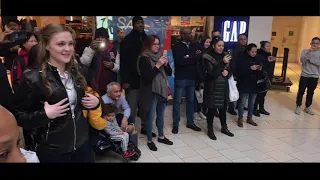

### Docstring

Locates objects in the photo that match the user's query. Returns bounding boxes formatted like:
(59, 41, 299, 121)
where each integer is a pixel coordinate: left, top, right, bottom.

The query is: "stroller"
(93, 130, 141, 162)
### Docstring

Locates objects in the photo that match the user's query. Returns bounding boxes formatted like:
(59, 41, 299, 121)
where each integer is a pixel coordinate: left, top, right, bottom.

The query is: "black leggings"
(206, 108, 227, 127)
(254, 91, 267, 110)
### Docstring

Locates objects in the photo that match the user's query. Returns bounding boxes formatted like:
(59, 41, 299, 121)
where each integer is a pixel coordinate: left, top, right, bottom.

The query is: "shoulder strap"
(202, 54, 217, 65)
(19, 56, 26, 71)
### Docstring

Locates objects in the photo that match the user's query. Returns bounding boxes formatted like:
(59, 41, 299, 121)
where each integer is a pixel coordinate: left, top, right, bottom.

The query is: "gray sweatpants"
(110, 132, 129, 152)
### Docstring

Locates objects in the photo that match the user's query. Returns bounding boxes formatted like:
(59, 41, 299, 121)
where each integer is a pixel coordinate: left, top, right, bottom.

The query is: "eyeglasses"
(27, 40, 38, 43)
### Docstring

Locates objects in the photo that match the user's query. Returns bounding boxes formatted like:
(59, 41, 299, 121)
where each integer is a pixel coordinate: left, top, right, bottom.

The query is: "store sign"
(222, 20, 247, 42)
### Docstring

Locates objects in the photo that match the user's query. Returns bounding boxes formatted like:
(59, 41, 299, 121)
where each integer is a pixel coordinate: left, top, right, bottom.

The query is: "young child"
(102, 103, 134, 158)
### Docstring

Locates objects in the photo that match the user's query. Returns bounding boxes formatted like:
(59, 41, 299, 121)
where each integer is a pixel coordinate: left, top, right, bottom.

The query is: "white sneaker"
(304, 107, 314, 115)
(198, 112, 207, 120)
(295, 106, 301, 115)
(193, 113, 201, 120)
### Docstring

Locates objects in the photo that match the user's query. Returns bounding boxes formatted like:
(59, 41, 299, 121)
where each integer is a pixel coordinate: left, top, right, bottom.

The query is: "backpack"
(11, 56, 26, 92)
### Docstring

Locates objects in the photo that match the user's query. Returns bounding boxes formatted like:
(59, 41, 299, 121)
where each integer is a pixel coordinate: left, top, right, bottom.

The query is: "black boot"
(207, 126, 217, 140)
(253, 110, 260, 117)
(227, 107, 237, 115)
(259, 108, 270, 115)
(221, 125, 234, 137)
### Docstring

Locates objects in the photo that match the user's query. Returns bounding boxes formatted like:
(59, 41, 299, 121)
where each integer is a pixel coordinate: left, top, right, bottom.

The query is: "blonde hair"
(38, 24, 86, 95)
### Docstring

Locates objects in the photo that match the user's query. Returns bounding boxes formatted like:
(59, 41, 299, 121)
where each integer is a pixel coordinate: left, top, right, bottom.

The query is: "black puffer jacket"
(14, 64, 90, 155)
(203, 48, 232, 109)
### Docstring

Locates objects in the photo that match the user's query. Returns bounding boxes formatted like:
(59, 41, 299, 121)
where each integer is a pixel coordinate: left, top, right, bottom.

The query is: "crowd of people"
(0, 16, 319, 163)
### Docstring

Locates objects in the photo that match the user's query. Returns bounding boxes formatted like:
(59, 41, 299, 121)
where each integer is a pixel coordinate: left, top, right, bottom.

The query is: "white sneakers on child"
(194, 112, 207, 120)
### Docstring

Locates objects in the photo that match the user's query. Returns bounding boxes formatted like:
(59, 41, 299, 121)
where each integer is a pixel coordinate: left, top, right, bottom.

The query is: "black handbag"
(257, 70, 272, 93)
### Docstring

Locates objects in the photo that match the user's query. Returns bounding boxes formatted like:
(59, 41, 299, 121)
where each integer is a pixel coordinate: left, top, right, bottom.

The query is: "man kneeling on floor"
(102, 104, 134, 158)
(101, 82, 134, 132)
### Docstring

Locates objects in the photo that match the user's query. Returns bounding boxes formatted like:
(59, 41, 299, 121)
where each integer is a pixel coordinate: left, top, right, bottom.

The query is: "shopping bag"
(228, 75, 239, 102)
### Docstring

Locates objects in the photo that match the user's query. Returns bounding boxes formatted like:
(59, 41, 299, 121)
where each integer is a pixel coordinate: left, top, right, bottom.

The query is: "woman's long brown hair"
(37, 24, 87, 95)
(141, 35, 160, 55)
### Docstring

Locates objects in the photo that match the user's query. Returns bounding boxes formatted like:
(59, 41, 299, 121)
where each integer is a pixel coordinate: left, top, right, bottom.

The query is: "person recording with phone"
(236, 43, 261, 128)
(202, 37, 234, 140)
(193, 36, 211, 121)
(253, 41, 276, 117)
(80, 28, 118, 95)
(137, 35, 173, 151)
(0, 19, 22, 70)
(295, 37, 320, 115)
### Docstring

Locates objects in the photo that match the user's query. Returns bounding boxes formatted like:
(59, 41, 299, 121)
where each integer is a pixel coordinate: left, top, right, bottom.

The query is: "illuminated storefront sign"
(222, 20, 247, 42)
(213, 16, 250, 49)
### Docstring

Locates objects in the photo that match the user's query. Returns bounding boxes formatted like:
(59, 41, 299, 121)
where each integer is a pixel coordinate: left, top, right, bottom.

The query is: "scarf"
(138, 52, 168, 100)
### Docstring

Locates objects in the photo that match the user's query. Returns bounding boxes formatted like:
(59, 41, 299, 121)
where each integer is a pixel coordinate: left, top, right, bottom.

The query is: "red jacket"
(11, 48, 29, 89)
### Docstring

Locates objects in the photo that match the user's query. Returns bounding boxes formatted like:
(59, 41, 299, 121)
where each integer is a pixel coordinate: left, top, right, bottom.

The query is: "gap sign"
(222, 20, 247, 42)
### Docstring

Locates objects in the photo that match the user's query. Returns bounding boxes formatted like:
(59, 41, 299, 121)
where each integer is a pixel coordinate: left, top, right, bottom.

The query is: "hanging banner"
(112, 16, 170, 50)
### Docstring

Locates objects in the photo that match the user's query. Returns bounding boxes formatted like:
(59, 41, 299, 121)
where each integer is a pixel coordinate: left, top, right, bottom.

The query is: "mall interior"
(1, 16, 320, 162)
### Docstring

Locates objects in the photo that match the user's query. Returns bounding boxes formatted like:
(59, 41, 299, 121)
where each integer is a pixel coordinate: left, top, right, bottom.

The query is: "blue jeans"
(146, 93, 166, 141)
(238, 93, 257, 119)
(172, 80, 195, 127)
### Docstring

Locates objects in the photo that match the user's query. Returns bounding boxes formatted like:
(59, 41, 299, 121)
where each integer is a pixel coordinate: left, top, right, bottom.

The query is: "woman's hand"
(82, 94, 99, 109)
(163, 57, 168, 66)
(251, 65, 260, 70)
(223, 55, 231, 63)
(268, 56, 276, 62)
(155, 56, 166, 69)
(44, 98, 70, 119)
(222, 70, 229, 77)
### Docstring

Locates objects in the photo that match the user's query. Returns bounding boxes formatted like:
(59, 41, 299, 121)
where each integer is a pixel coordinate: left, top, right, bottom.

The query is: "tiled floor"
(95, 62, 320, 163)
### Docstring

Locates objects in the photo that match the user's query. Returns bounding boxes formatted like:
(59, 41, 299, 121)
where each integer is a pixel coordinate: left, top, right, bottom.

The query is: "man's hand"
(305, 50, 312, 60)
(118, 130, 124, 135)
(0, 30, 13, 43)
(90, 40, 100, 50)
(122, 83, 130, 89)
(121, 117, 128, 129)
(10, 45, 20, 52)
(103, 61, 114, 69)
